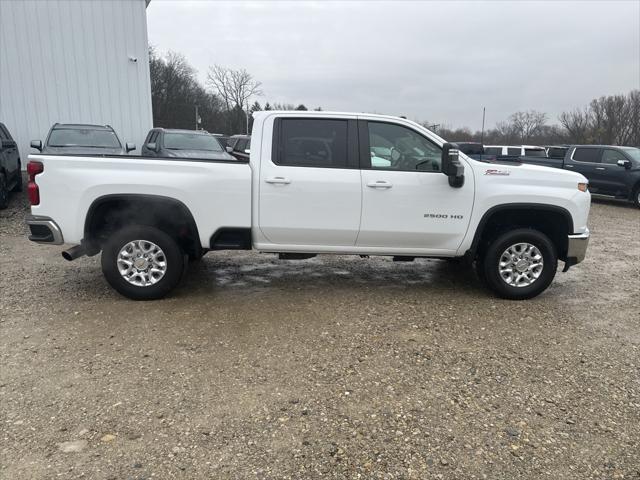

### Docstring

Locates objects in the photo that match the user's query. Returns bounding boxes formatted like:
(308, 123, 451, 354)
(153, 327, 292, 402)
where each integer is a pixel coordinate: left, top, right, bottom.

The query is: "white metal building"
(0, 0, 153, 158)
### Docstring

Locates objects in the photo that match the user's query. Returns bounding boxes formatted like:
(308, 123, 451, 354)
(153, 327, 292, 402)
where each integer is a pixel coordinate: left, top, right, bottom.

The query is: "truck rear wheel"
(481, 228, 557, 300)
(101, 225, 186, 300)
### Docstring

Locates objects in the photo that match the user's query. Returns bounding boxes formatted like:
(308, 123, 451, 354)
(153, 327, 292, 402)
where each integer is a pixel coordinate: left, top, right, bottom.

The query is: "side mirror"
(146, 142, 157, 152)
(244, 149, 250, 154)
(441, 143, 465, 188)
(617, 159, 631, 169)
(226, 146, 233, 153)
(125, 142, 136, 153)
(30, 140, 43, 151)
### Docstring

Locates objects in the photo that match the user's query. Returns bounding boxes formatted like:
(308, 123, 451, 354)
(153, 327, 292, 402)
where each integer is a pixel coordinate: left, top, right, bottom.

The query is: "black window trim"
(358, 119, 442, 173)
(571, 147, 603, 164)
(272, 117, 359, 170)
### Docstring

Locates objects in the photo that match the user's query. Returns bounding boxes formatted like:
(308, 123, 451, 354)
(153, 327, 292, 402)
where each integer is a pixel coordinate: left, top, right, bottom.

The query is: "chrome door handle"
(565, 164, 574, 168)
(265, 176, 291, 184)
(366, 180, 393, 188)
(595, 167, 606, 171)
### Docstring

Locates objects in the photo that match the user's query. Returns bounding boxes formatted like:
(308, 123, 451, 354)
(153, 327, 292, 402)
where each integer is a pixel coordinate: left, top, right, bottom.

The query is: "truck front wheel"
(101, 225, 186, 300)
(481, 228, 557, 300)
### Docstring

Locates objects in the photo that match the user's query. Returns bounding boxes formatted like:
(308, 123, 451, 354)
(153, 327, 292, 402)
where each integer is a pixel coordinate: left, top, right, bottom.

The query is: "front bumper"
(563, 228, 589, 271)
(26, 215, 64, 245)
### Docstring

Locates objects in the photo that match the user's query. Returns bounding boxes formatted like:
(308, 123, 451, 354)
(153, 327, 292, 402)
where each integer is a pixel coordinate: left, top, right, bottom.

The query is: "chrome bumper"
(564, 229, 589, 271)
(25, 215, 64, 245)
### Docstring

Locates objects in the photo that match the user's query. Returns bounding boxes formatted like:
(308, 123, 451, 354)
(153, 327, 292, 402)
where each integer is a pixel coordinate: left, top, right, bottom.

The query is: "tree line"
(149, 49, 320, 135)
(150, 48, 638, 146)
(425, 90, 639, 146)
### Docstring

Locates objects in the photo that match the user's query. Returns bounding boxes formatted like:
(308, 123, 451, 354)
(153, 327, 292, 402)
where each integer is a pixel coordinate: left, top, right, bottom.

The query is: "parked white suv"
(25, 111, 590, 300)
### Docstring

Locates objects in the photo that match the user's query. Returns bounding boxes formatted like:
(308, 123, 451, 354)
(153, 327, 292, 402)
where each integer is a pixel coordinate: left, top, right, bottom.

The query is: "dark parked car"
(518, 145, 640, 207)
(141, 129, 235, 160)
(0, 122, 22, 209)
(225, 134, 251, 161)
(546, 145, 570, 159)
(31, 123, 135, 155)
(453, 142, 496, 162)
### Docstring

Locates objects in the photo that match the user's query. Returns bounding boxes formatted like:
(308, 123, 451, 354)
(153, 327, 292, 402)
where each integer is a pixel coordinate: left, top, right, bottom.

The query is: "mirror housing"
(30, 140, 43, 151)
(146, 142, 158, 152)
(125, 142, 136, 153)
(617, 159, 631, 169)
(244, 149, 250, 154)
(226, 146, 233, 153)
(441, 143, 465, 188)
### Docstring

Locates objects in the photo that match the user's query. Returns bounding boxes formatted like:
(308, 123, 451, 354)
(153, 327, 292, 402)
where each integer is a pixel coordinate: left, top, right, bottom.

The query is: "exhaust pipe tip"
(62, 245, 86, 261)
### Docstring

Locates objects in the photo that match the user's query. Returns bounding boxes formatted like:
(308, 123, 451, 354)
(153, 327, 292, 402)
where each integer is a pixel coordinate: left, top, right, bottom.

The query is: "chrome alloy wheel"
(117, 240, 167, 287)
(498, 242, 544, 287)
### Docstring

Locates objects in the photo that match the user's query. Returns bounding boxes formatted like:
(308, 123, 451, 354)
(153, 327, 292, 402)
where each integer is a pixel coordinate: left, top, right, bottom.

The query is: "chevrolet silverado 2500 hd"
(25, 111, 591, 300)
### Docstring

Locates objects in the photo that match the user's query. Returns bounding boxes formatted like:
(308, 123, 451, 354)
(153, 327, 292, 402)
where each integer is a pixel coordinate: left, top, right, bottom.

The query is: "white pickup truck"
(26, 111, 590, 300)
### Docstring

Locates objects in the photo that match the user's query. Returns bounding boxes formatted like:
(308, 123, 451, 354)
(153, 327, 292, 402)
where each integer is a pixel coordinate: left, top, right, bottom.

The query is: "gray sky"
(147, 0, 640, 130)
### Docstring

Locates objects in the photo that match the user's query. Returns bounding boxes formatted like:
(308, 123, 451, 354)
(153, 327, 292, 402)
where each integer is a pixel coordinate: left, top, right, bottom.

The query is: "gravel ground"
(1, 186, 639, 479)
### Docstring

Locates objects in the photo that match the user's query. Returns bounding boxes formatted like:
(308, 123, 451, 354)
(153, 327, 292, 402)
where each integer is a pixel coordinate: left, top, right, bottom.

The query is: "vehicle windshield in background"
(621, 147, 640, 162)
(164, 133, 223, 151)
(524, 148, 547, 157)
(49, 129, 121, 148)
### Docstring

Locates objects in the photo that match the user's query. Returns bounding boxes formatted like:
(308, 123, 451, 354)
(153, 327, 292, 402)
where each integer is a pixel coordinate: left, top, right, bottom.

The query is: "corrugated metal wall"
(0, 0, 153, 159)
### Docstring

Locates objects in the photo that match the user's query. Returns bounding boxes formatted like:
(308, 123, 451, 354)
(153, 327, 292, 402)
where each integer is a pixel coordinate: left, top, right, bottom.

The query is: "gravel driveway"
(1, 188, 639, 479)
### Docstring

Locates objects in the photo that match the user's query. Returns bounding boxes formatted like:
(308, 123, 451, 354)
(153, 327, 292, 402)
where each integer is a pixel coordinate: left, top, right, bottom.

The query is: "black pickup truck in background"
(519, 145, 640, 207)
(0, 122, 23, 209)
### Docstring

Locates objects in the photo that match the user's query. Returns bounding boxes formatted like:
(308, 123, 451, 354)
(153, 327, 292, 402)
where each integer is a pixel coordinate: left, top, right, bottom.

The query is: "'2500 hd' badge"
(485, 169, 510, 176)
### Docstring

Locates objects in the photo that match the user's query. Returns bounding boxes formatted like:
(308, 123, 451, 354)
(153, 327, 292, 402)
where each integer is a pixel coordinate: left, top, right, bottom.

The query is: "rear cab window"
(275, 118, 351, 168)
(507, 147, 521, 156)
(524, 148, 546, 157)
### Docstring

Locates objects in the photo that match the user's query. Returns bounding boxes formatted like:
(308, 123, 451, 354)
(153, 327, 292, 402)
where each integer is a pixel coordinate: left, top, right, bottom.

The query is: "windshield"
(621, 147, 640, 162)
(164, 133, 223, 151)
(524, 148, 547, 157)
(48, 128, 121, 148)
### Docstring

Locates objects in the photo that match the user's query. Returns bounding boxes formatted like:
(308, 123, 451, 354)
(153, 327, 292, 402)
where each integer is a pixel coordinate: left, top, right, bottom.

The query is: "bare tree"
(207, 65, 262, 133)
(510, 110, 547, 143)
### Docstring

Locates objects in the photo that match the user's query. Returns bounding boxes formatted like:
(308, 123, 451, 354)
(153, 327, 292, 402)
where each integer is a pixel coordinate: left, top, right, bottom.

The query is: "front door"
(357, 120, 474, 254)
(566, 147, 602, 191)
(596, 148, 632, 195)
(258, 116, 362, 246)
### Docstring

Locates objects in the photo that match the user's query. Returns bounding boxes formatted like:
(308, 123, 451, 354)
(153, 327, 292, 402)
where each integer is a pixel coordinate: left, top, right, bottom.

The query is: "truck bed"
(28, 153, 252, 246)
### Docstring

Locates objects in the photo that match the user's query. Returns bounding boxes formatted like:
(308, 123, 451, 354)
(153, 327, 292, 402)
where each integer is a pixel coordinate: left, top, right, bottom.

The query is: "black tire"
(481, 228, 557, 300)
(101, 225, 186, 300)
(11, 163, 23, 192)
(0, 172, 9, 210)
(633, 185, 640, 209)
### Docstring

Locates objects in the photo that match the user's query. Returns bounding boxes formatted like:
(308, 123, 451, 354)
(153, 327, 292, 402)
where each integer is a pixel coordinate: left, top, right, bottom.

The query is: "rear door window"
(484, 147, 501, 156)
(573, 148, 601, 163)
(276, 118, 349, 168)
(507, 147, 521, 156)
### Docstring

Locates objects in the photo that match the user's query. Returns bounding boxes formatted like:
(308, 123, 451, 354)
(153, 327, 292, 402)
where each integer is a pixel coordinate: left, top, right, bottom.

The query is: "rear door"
(258, 116, 362, 246)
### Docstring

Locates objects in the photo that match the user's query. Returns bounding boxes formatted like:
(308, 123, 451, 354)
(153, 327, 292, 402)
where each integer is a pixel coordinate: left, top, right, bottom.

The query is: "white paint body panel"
(0, 0, 152, 160)
(32, 111, 590, 260)
(30, 155, 251, 246)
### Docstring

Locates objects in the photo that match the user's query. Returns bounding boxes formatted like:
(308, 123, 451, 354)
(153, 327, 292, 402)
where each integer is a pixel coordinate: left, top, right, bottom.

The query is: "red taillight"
(27, 161, 43, 206)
